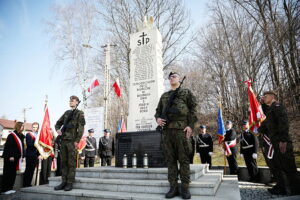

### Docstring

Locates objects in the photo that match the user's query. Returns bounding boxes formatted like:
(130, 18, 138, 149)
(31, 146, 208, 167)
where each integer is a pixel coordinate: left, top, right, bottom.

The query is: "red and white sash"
(262, 134, 274, 159)
(27, 132, 36, 141)
(224, 139, 236, 156)
(10, 132, 23, 170)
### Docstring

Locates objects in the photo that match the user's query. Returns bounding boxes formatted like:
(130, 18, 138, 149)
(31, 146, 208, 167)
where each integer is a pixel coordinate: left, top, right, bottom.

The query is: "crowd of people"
(0, 73, 299, 199)
(155, 72, 300, 199)
(0, 96, 115, 194)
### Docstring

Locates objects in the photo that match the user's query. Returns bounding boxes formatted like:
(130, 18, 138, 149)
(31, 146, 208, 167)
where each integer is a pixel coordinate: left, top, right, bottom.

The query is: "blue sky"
(0, 0, 209, 128)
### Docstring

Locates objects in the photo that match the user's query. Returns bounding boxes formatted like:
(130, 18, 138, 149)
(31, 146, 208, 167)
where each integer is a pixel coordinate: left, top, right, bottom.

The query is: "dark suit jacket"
(2, 130, 25, 159)
(25, 132, 39, 159)
(98, 136, 114, 157)
(82, 136, 97, 157)
(224, 128, 237, 154)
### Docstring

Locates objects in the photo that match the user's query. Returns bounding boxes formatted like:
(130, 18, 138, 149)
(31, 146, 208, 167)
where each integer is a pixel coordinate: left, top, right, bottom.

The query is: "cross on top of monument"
(138, 16, 154, 31)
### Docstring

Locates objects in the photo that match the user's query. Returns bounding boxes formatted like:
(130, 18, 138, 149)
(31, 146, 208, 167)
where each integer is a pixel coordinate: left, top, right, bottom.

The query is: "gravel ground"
(239, 181, 300, 200)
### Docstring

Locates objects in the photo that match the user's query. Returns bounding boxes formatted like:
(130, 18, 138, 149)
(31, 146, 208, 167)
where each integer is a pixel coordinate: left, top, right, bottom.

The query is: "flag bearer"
(196, 125, 213, 169)
(240, 121, 259, 182)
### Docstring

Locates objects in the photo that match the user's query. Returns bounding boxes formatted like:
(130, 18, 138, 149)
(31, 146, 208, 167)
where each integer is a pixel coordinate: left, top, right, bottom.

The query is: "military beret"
(70, 95, 80, 102)
(103, 129, 110, 133)
(168, 71, 180, 78)
(200, 125, 206, 129)
(226, 120, 233, 124)
(88, 129, 94, 133)
(263, 90, 277, 98)
(242, 120, 248, 125)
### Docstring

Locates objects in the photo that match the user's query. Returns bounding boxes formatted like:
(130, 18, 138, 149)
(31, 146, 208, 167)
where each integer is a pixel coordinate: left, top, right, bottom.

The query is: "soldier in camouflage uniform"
(259, 91, 300, 196)
(155, 72, 198, 199)
(54, 95, 85, 191)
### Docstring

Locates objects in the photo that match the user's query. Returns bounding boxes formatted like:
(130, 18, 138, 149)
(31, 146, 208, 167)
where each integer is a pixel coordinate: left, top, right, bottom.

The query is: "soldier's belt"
(199, 145, 209, 147)
(85, 149, 95, 151)
(242, 145, 253, 149)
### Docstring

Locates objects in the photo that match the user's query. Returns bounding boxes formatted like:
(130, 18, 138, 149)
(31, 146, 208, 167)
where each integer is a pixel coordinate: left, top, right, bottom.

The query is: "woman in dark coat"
(1, 121, 25, 194)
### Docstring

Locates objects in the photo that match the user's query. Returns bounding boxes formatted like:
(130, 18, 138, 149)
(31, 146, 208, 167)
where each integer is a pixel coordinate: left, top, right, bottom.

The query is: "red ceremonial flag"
(77, 134, 87, 153)
(245, 80, 266, 134)
(35, 105, 53, 158)
(88, 78, 100, 92)
(113, 78, 121, 97)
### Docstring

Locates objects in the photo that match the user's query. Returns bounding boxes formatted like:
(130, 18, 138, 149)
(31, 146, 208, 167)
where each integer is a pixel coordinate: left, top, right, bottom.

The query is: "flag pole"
(35, 95, 48, 185)
(218, 96, 227, 175)
(76, 152, 79, 168)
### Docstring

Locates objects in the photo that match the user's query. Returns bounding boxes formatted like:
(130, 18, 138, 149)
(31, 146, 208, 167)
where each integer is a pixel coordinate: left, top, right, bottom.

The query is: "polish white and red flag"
(87, 78, 100, 92)
(245, 80, 266, 134)
(113, 78, 121, 97)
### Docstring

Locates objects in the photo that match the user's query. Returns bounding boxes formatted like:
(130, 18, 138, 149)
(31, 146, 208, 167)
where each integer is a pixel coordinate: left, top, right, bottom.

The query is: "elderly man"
(98, 129, 114, 166)
(259, 91, 300, 195)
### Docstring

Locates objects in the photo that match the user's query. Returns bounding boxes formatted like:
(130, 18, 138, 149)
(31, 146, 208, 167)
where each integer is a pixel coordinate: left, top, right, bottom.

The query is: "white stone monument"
(127, 18, 164, 132)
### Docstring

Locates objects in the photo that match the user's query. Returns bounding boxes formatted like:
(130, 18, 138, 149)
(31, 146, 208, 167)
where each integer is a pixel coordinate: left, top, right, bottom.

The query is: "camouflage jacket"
(55, 109, 86, 143)
(259, 101, 291, 144)
(155, 88, 198, 129)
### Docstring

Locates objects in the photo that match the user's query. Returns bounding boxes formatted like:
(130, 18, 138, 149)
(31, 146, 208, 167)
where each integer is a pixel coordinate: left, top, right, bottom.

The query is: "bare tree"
(46, 0, 103, 108)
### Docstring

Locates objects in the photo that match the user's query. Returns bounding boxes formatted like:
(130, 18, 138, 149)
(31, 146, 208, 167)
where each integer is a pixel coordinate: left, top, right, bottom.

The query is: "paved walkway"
(2, 181, 300, 200)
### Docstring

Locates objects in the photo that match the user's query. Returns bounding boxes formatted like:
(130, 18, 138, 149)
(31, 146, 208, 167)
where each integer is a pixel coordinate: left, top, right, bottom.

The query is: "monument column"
(127, 24, 164, 132)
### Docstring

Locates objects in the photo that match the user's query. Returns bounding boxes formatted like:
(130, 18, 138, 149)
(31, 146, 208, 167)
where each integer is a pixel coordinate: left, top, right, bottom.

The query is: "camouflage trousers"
(162, 128, 191, 188)
(61, 140, 77, 183)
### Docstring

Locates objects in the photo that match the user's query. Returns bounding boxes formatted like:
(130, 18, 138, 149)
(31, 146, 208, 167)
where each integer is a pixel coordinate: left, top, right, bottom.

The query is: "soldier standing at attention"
(240, 121, 259, 182)
(98, 129, 114, 166)
(155, 72, 198, 199)
(81, 129, 97, 167)
(196, 125, 213, 169)
(224, 120, 238, 175)
(259, 91, 300, 195)
(54, 95, 85, 191)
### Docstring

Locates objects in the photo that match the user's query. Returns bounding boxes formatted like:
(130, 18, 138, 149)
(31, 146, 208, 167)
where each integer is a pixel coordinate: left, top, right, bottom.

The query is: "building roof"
(0, 119, 32, 131)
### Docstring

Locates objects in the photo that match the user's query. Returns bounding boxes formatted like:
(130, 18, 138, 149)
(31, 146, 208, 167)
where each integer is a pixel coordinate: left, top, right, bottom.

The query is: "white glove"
(208, 152, 213, 156)
(252, 153, 257, 159)
(240, 154, 244, 158)
(196, 153, 200, 156)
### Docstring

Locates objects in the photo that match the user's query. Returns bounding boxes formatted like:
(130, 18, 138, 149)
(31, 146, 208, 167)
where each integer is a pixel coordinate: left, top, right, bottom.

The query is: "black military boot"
(64, 183, 73, 191)
(267, 187, 287, 195)
(165, 186, 179, 198)
(54, 182, 67, 190)
(181, 186, 191, 199)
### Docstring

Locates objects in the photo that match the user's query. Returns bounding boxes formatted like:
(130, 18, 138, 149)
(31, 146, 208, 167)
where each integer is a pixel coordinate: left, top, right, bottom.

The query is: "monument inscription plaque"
(116, 131, 166, 168)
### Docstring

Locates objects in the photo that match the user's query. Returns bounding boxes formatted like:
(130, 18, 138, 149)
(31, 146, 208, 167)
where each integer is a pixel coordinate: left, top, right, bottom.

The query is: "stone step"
(21, 173, 240, 200)
(21, 185, 216, 200)
(75, 164, 207, 180)
(48, 171, 222, 196)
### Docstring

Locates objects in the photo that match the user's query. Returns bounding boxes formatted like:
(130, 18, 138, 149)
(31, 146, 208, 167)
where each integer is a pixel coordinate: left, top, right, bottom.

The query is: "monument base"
(115, 130, 166, 168)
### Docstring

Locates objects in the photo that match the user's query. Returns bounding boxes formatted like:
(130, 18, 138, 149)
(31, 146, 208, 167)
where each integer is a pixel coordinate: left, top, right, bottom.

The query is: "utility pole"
(23, 107, 32, 123)
(82, 43, 116, 129)
(102, 43, 116, 129)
